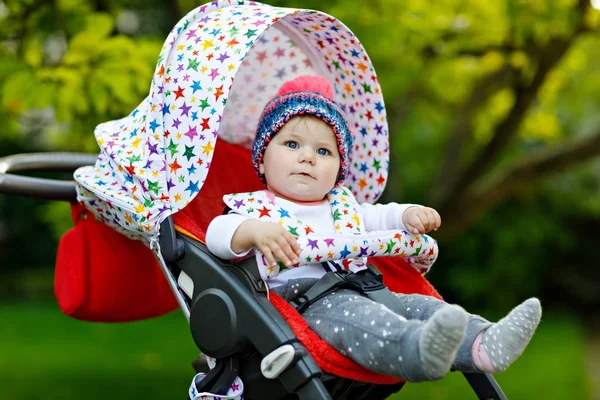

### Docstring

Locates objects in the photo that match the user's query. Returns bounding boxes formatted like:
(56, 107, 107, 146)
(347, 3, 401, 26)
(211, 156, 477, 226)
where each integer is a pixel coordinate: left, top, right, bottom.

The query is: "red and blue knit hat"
(252, 75, 353, 186)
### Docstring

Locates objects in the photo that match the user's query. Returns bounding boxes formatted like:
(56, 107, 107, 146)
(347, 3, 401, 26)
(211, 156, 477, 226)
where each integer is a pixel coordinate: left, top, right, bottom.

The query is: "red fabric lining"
(172, 139, 443, 384)
(55, 203, 178, 322)
(173, 139, 265, 242)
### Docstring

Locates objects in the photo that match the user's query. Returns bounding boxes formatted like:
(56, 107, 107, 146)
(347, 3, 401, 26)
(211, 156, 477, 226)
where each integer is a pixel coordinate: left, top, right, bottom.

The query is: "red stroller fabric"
(55, 203, 178, 322)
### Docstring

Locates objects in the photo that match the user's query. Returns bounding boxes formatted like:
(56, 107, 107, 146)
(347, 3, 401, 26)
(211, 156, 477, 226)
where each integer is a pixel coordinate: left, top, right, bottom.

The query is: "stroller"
(0, 1, 508, 399)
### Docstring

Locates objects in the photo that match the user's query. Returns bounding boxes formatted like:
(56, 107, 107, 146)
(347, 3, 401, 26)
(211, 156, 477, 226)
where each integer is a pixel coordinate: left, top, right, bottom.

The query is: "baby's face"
(259, 116, 340, 202)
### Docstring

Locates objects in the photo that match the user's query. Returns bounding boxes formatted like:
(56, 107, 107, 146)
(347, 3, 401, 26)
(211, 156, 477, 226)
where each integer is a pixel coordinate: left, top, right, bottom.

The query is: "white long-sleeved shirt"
(206, 195, 419, 288)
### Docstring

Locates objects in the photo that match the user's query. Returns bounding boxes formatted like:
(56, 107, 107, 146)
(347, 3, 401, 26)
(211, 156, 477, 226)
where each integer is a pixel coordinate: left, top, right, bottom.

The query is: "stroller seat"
(165, 139, 507, 399)
(170, 139, 409, 397)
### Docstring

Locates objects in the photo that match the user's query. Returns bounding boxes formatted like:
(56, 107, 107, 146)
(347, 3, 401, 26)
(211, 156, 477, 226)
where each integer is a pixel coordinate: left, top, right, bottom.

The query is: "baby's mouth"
(294, 172, 315, 179)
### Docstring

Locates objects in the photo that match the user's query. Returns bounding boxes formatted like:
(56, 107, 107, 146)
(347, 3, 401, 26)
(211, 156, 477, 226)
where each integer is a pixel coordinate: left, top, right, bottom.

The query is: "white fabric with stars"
(223, 186, 438, 280)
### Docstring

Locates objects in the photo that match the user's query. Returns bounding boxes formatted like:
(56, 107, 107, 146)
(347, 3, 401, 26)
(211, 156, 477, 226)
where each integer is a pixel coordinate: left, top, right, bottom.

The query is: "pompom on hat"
(252, 75, 353, 186)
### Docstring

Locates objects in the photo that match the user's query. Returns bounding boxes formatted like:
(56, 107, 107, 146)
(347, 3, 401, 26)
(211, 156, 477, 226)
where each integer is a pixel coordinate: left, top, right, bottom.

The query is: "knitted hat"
(252, 75, 353, 186)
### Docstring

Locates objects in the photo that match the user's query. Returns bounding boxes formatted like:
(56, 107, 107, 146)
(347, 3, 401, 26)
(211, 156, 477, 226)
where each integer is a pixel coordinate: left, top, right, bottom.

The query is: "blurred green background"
(1, 0, 599, 399)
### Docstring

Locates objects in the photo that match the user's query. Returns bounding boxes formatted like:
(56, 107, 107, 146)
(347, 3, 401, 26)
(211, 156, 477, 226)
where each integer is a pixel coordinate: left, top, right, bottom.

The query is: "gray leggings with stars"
(271, 278, 491, 382)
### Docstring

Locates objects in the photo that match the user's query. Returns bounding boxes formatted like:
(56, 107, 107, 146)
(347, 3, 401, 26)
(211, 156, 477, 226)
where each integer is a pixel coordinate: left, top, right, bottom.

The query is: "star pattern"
(224, 187, 438, 281)
(218, 8, 389, 203)
(74, 0, 389, 247)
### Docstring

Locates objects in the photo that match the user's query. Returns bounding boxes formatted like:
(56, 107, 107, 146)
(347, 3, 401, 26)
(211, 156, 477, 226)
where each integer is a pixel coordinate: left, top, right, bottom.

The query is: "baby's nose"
(299, 148, 316, 164)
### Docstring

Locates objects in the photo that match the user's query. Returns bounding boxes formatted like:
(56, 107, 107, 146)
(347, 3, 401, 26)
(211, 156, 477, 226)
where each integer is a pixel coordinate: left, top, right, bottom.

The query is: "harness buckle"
(289, 264, 387, 313)
(344, 270, 386, 293)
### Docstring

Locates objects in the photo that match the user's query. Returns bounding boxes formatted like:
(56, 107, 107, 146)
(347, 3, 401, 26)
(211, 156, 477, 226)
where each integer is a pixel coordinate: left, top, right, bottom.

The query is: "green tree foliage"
(1, 0, 599, 311)
(0, 0, 164, 151)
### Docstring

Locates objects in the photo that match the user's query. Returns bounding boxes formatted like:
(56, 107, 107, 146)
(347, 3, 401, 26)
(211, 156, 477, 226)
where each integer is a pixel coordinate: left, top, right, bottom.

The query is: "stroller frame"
(0, 152, 508, 400)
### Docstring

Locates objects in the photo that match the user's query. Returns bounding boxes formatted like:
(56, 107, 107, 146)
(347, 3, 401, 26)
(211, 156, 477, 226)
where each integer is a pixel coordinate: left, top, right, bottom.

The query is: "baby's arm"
(206, 214, 254, 259)
(231, 219, 301, 267)
(359, 202, 441, 234)
(206, 214, 301, 267)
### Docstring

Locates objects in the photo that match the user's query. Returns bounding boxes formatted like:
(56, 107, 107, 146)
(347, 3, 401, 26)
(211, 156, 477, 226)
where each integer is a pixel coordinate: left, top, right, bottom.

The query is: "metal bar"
(0, 152, 97, 202)
(0, 173, 78, 201)
(463, 372, 508, 400)
(0, 152, 98, 173)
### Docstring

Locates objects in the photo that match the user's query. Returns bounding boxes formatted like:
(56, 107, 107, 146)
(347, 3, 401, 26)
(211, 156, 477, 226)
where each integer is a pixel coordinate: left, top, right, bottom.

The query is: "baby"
(206, 75, 542, 382)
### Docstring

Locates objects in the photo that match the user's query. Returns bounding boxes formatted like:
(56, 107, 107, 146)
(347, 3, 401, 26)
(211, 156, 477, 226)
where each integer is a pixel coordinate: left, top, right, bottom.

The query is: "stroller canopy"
(74, 0, 389, 240)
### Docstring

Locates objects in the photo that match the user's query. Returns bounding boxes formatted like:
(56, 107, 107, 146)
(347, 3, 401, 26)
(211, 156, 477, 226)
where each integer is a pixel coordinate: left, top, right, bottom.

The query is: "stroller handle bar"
(0, 152, 97, 201)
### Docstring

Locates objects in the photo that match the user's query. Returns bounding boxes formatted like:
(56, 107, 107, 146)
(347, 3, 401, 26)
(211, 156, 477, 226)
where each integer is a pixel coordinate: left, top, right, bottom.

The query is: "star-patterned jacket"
(221, 186, 438, 281)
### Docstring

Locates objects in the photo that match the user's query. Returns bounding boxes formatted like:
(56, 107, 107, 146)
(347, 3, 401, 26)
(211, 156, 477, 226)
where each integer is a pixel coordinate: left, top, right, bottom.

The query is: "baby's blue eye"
(285, 141, 299, 149)
(317, 148, 330, 156)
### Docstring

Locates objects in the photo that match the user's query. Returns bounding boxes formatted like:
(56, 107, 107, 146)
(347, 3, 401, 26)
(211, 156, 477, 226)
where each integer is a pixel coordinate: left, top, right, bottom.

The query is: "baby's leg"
(468, 298, 542, 373)
(302, 289, 468, 382)
(389, 293, 542, 373)
(387, 292, 492, 371)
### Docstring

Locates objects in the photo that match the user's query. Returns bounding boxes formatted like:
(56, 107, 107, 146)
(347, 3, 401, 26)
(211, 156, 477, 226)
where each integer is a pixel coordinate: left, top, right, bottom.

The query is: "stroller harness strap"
(289, 264, 399, 314)
(223, 186, 438, 281)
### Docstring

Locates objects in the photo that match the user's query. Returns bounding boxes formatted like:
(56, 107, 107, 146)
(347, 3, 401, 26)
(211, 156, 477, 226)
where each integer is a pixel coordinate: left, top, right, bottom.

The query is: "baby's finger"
(276, 236, 298, 265)
(284, 231, 302, 254)
(423, 210, 435, 232)
(261, 247, 278, 267)
(270, 243, 293, 267)
(418, 213, 430, 233)
(424, 209, 438, 231)
(407, 219, 424, 235)
(432, 210, 441, 230)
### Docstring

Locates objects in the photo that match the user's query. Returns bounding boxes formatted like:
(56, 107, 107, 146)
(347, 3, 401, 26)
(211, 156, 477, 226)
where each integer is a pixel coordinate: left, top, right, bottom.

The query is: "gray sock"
(476, 298, 542, 372)
(419, 304, 469, 380)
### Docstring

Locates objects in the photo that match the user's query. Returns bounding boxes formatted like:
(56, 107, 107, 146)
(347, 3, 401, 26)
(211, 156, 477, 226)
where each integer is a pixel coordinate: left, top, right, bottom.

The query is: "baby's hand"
(402, 206, 441, 235)
(251, 221, 301, 267)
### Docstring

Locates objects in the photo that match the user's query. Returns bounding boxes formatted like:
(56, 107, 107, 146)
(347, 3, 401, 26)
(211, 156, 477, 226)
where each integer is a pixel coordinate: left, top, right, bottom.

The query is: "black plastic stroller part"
(192, 354, 210, 373)
(322, 376, 405, 400)
(193, 355, 240, 395)
(0, 153, 97, 201)
(464, 372, 508, 400)
(159, 217, 186, 263)
(175, 234, 332, 399)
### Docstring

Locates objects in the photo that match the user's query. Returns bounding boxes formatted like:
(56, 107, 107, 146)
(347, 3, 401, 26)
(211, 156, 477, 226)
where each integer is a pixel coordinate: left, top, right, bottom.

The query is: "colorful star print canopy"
(74, 0, 390, 240)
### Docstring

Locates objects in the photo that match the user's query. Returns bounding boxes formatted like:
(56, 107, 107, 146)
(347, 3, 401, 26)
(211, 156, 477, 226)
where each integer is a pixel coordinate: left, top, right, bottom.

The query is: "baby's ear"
(259, 163, 265, 175)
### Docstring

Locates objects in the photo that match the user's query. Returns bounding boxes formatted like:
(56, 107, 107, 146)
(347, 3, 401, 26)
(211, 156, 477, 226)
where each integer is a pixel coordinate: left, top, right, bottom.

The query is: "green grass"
(0, 302, 590, 399)
(0, 302, 198, 399)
